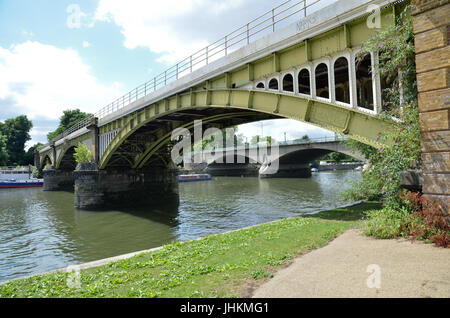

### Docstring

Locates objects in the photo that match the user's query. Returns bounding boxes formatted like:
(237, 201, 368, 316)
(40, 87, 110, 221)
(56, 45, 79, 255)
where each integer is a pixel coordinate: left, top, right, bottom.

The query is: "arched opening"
(298, 69, 310, 95)
(58, 146, 77, 171)
(282, 74, 294, 92)
(315, 63, 329, 99)
(268, 78, 279, 90)
(42, 155, 52, 167)
(256, 82, 265, 89)
(334, 57, 350, 104)
(355, 53, 373, 110)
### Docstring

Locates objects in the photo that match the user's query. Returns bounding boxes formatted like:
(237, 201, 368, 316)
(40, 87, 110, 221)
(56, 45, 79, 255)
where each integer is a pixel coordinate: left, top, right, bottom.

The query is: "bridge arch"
(55, 145, 77, 170)
(98, 88, 392, 170)
(40, 154, 53, 168)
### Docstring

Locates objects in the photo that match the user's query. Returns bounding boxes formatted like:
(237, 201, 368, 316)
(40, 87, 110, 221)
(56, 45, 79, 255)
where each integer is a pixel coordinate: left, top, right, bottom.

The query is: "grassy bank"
(0, 201, 381, 298)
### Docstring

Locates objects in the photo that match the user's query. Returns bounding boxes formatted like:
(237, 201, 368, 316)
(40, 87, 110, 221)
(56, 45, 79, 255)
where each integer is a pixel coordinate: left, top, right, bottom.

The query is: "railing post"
(247, 23, 250, 44)
(225, 36, 228, 56)
(176, 63, 179, 80)
(272, 9, 275, 32)
(190, 56, 193, 72)
(304, 0, 307, 17)
(206, 46, 209, 65)
(154, 77, 156, 91)
(164, 71, 167, 85)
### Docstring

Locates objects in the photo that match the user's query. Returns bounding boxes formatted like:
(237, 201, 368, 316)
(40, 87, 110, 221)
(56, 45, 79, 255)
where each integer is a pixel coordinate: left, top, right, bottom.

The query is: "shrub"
(73, 143, 93, 164)
(363, 207, 410, 239)
(364, 191, 449, 247)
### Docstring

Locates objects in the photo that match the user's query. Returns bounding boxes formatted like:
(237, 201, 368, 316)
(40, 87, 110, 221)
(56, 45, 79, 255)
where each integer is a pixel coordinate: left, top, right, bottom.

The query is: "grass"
(0, 201, 381, 298)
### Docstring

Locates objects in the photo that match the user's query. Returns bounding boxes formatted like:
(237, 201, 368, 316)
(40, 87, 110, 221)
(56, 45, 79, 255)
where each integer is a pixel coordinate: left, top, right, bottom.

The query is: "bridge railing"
(46, 0, 327, 145)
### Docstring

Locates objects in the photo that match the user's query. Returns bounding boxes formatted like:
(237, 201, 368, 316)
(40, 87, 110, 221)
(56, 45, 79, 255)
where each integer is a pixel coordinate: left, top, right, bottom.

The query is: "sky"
(0, 0, 336, 148)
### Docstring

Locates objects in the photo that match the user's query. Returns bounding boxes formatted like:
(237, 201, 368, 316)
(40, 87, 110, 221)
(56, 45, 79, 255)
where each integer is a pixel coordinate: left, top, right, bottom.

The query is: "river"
(0, 170, 361, 282)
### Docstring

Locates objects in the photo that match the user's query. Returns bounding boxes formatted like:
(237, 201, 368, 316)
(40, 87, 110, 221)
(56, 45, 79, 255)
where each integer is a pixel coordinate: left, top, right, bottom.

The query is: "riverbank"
(0, 201, 381, 297)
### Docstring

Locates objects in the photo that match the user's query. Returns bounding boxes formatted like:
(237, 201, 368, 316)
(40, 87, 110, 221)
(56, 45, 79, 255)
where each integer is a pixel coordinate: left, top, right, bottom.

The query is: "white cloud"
(0, 41, 123, 145)
(94, 0, 279, 64)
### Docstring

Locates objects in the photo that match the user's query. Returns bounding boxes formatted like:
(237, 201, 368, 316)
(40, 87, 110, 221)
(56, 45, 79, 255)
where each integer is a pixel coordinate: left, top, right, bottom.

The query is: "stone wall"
(411, 0, 450, 212)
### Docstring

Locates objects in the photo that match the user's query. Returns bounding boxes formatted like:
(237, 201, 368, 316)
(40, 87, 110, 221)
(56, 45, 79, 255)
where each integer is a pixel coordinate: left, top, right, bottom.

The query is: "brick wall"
(411, 0, 450, 212)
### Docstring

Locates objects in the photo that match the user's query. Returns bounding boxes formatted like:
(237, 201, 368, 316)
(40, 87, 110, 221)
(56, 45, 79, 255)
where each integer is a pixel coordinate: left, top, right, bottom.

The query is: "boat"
(311, 168, 319, 172)
(178, 174, 212, 182)
(0, 179, 44, 188)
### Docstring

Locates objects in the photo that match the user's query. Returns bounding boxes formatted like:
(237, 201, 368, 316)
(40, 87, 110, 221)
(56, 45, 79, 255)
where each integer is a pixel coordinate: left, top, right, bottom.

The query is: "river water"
(0, 170, 361, 282)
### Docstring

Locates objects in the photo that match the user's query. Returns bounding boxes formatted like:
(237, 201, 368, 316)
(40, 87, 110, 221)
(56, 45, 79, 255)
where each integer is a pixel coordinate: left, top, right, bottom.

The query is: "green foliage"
(362, 192, 449, 247)
(294, 134, 310, 142)
(22, 143, 43, 166)
(363, 206, 410, 239)
(47, 109, 92, 141)
(0, 115, 33, 165)
(343, 139, 376, 159)
(0, 131, 8, 166)
(73, 143, 93, 164)
(320, 152, 357, 163)
(344, 8, 420, 206)
(33, 166, 43, 178)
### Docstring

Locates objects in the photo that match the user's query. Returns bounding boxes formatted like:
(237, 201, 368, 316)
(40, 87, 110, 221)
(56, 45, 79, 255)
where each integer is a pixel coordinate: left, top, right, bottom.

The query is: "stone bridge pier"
(73, 163, 179, 210)
(39, 118, 179, 210)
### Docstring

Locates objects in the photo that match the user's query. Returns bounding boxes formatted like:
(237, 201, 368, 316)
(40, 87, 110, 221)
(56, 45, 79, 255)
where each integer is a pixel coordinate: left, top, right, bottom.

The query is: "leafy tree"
(47, 109, 92, 141)
(0, 131, 8, 166)
(0, 115, 33, 165)
(73, 143, 93, 164)
(22, 143, 44, 166)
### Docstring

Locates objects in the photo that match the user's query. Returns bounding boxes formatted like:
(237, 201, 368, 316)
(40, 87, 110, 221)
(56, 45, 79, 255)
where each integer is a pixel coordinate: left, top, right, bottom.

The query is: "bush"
(73, 143, 93, 164)
(363, 207, 410, 239)
(363, 191, 449, 247)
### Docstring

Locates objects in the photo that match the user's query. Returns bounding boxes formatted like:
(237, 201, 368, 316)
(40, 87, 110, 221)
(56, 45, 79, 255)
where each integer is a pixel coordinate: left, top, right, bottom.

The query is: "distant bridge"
(36, 0, 411, 209)
(183, 136, 364, 177)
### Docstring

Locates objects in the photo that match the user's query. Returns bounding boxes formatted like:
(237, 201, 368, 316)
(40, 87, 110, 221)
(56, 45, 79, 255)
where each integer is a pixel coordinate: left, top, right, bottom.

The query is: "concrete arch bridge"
(185, 137, 364, 177)
(37, 0, 410, 209)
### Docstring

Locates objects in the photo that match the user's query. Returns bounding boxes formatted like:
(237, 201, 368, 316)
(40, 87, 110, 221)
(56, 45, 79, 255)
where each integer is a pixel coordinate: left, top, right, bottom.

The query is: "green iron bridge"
(37, 0, 408, 209)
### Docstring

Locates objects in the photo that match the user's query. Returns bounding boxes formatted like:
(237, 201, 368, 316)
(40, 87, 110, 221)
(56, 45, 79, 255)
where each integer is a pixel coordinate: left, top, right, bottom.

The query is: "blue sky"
(0, 0, 335, 148)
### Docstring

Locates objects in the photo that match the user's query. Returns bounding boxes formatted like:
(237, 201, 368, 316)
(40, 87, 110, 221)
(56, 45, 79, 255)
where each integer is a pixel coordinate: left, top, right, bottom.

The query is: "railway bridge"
(35, 0, 449, 210)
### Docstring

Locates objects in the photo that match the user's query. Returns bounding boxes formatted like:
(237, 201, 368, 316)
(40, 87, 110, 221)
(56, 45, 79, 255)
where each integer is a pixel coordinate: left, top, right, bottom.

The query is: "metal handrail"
(47, 0, 326, 145)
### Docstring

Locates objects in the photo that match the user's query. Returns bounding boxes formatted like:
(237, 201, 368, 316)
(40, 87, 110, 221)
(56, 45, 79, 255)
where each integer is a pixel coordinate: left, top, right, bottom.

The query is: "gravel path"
(252, 229, 450, 298)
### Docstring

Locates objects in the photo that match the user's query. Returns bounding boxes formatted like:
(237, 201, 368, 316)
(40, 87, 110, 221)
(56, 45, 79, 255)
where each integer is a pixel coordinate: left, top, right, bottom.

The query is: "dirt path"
(252, 229, 450, 298)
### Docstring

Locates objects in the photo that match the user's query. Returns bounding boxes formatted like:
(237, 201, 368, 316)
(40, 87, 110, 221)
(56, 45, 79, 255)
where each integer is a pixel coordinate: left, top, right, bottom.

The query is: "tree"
(0, 115, 33, 165)
(294, 134, 310, 142)
(0, 131, 8, 166)
(22, 142, 44, 166)
(47, 109, 92, 141)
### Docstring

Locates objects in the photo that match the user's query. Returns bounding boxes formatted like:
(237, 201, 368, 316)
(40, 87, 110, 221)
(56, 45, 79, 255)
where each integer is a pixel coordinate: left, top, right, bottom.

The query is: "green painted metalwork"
(99, 89, 393, 169)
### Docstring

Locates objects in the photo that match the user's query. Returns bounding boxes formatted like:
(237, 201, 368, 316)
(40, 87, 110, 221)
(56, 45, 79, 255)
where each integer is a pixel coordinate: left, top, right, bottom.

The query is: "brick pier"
(412, 0, 450, 212)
